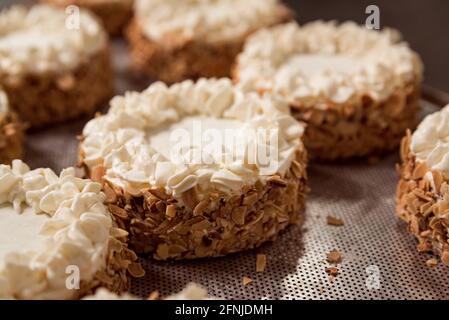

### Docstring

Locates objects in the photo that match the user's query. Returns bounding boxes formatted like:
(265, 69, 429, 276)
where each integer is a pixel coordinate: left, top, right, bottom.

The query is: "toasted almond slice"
(256, 254, 267, 272)
(242, 276, 253, 285)
(327, 215, 344, 226)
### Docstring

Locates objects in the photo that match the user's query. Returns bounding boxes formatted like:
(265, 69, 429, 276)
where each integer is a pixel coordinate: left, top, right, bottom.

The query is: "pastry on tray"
(84, 283, 211, 300)
(234, 21, 423, 161)
(126, 0, 291, 83)
(0, 5, 113, 129)
(397, 104, 449, 266)
(0, 90, 25, 164)
(40, 0, 134, 36)
(79, 78, 308, 260)
(0, 160, 143, 299)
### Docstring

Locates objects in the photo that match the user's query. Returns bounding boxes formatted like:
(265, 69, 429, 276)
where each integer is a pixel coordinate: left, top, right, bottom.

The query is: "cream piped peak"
(0, 4, 107, 77)
(411, 104, 449, 179)
(81, 78, 305, 200)
(134, 0, 289, 43)
(236, 21, 423, 104)
(0, 160, 112, 299)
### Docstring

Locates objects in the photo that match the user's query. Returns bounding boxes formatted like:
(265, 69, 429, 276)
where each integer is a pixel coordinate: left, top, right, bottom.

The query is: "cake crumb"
(243, 276, 253, 285)
(256, 254, 267, 272)
(326, 250, 343, 264)
(327, 215, 344, 226)
(148, 290, 159, 300)
(325, 267, 339, 277)
(426, 258, 438, 268)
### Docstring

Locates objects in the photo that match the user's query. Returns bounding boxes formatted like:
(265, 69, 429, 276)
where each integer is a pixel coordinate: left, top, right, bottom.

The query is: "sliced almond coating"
(108, 204, 128, 219)
(412, 162, 428, 180)
(91, 164, 105, 183)
(242, 276, 253, 285)
(256, 254, 267, 273)
(148, 188, 169, 200)
(193, 200, 209, 216)
(56, 73, 76, 90)
(426, 258, 438, 268)
(166, 204, 176, 218)
(111, 227, 129, 238)
(128, 262, 145, 277)
(231, 206, 247, 226)
(104, 183, 117, 203)
(327, 215, 344, 226)
(441, 251, 449, 267)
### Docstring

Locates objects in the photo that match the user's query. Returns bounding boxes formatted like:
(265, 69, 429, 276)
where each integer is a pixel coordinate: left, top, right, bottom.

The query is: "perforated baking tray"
(24, 40, 449, 300)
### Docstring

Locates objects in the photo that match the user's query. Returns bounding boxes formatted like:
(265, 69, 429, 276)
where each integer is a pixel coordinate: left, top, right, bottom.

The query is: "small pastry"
(235, 21, 423, 161)
(79, 78, 308, 260)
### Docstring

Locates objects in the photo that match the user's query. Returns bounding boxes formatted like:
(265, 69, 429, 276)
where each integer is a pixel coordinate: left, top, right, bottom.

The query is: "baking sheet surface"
(24, 41, 449, 300)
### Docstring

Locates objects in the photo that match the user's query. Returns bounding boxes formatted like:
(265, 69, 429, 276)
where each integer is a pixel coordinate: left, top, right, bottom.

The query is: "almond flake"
(256, 254, 267, 272)
(242, 276, 253, 285)
(327, 215, 344, 226)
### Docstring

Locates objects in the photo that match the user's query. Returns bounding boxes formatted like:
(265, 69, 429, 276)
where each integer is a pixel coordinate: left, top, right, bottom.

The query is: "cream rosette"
(0, 160, 133, 299)
(410, 105, 449, 179)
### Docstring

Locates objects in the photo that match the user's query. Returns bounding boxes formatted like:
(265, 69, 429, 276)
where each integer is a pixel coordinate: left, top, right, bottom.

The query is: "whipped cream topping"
(237, 21, 423, 104)
(81, 78, 304, 201)
(0, 5, 107, 77)
(134, 0, 288, 44)
(411, 104, 449, 179)
(0, 89, 8, 116)
(83, 283, 211, 300)
(0, 160, 112, 300)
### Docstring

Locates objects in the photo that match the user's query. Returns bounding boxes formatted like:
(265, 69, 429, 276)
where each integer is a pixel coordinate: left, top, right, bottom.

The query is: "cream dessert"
(397, 105, 449, 266)
(0, 160, 143, 299)
(235, 21, 423, 160)
(0, 89, 24, 164)
(126, 0, 291, 83)
(79, 78, 308, 259)
(0, 5, 113, 128)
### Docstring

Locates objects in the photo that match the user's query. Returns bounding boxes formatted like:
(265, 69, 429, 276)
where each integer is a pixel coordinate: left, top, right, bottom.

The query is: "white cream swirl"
(81, 78, 304, 201)
(236, 21, 423, 104)
(0, 5, 107, 77)
(0, 160, 112, 300)
(134, 0, 289, 44)
(411, 104, 449, 179)
(83, 283, 211, 300)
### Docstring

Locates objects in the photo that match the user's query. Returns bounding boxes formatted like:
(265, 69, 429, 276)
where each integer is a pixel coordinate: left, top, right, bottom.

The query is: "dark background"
(2, 0, 449, 92)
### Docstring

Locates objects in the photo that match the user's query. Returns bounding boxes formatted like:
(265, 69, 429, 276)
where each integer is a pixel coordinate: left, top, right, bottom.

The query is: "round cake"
(126, 0, 291, 83)
(0, 160, 143, 299)
(0, 5, 113, 128)
(79, 78, 308, 260)
(0, 90, 24, 164)
(235, 21, 423, 161)
(40, 0, 134, 35)
(397, 105, 449, 266)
